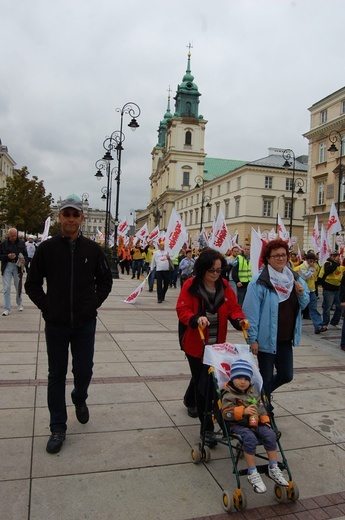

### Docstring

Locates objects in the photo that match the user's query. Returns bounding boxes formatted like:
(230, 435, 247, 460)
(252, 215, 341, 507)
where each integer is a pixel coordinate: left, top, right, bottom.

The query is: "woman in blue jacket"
(242, 239, 309, 406)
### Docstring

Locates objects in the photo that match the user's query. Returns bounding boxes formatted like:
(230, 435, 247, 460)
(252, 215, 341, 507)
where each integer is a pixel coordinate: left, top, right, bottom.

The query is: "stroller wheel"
(201, 445, 211, 462)
(274, 484, 288, 503)
(222, 490, 233, 512)
(287, 481, 300, 502)
(233, 488, 247, 511)
(191, 445, 201, 464)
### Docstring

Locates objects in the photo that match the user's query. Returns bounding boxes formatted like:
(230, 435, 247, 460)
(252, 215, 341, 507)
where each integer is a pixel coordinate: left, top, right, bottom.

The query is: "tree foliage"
(0, 166, 53, 235)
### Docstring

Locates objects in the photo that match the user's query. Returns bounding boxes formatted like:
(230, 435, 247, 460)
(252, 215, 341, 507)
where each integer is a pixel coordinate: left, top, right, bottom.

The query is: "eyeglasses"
(269, 254, 287, 260)
(61, 211, 81, 218)
(207, 268, 222, 273)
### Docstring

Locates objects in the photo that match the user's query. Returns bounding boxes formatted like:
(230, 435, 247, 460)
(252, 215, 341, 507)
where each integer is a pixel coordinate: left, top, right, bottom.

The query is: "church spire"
(174, 47, 202, 119)
(156, 88, 173, 147)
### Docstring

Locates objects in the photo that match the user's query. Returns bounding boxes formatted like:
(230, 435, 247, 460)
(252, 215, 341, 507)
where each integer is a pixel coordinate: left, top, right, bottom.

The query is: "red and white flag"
(147, 225, 160, 243)
(311, 216, 320, 253)
(250, 228, 267, 277)
(277, 214, 290, 242)
(123, 278, 147, 304)
(118, 218, 130, 236)
(135, 222, 149, 241)
(165, 208, 188, 255)
(319, 223, 331, 265)
(41, 217, 51, 242)
(326, 202, 342, 238)
(208, 209, 231, 254)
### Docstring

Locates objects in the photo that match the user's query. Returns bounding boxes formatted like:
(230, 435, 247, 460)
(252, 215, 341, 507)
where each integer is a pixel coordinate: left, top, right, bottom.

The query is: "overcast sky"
(1, 0, 344, 223)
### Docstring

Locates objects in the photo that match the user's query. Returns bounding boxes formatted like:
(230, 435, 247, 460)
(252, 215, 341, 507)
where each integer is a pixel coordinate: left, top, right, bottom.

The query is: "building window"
(195, 209, 199, 224)
(320, 110, 327, 124)
(235, 198, 240, 217)
(182, 171, 190, 186)
(185, 131, 192, 145)
(189, 210, 193, 225)
(317, 181, 325, 205)
(342, 100, 345, 114)
(263, 200, 272, 217)
(265, 176, 273, 189)
(227, 181, 231, 193)
(319, 142, 326, 163)
(225, 200, 229, 218)
(237, 177, 241, 190)
(286, 178, 293, 191)
(284, 200, 292, 219)
(209, 188, 213, 198)
(217, 185, 221, 196)
(207, 205, 212, 222)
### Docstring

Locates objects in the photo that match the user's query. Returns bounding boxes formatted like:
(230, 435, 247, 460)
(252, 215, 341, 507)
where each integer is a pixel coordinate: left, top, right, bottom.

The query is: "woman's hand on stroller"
(197, 316, 210, 329)
(249, 341, 259, 356)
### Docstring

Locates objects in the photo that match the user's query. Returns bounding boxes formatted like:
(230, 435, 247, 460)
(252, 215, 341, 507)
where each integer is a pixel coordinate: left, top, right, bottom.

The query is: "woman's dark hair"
(194, 248, 226, 278)
(261, 239, 290, 266)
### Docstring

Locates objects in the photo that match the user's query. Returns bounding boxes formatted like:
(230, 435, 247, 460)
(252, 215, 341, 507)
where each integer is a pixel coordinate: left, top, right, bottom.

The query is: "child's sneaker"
(247, 470, 267, 493)
(268, 466, 289, 486)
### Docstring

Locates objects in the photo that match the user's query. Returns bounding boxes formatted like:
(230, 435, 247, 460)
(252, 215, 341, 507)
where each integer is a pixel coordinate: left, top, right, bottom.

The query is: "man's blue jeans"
(45, 318, 96, 433)
(257, 340, 293, 404)
(2, 262, 21, 311)
(322, 289, 341, 326)
(309, 291, 323, 332)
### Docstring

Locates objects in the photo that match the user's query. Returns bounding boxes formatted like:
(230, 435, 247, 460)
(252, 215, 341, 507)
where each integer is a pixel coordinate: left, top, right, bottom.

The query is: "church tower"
(149, 50, 207, 230)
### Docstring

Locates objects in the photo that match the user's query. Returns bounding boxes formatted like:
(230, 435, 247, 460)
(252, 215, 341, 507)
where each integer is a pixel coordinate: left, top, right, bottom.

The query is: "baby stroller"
(190, 328, 299, 512)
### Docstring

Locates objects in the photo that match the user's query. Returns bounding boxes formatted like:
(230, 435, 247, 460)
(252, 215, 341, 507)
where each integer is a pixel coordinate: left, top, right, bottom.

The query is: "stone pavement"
(1, 275, 345, 520)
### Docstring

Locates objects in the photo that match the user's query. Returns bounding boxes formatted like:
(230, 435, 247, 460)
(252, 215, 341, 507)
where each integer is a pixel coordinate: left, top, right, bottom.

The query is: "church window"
(185, 131, 192, 145)
(183, 171, 190, 186)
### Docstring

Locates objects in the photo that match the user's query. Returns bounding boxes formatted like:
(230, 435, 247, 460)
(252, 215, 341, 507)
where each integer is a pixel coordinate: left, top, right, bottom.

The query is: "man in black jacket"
(25, 198, 113, 454)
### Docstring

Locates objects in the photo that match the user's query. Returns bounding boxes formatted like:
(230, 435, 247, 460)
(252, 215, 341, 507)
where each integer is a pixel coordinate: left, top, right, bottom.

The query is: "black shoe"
(46, 432, 66, 454)
(149, 289, 153, 292)
(131, 276, 135, 279)
(187, 406, 198, 418)
(157, 300, 162, 303)
(75, 403, 89, 424)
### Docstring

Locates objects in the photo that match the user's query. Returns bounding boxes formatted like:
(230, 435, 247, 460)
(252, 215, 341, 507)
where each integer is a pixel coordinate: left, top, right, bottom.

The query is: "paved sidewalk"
(1, 276, 345, 520)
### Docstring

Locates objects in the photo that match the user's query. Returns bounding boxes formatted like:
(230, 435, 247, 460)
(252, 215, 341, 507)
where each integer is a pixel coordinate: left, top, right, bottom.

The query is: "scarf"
(268, 264, 294, 303)
(198, 280, 225, 313)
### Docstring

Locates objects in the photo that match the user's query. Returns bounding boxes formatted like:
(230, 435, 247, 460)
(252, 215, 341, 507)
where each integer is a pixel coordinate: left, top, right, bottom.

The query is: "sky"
(1, 0, 345, 223)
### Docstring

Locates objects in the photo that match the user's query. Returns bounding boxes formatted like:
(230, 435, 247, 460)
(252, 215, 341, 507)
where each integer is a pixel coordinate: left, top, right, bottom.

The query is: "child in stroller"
(222, 359, 289, 494)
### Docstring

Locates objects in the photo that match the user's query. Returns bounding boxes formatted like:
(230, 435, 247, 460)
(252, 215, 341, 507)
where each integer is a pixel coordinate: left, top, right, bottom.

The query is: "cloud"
(1, 0, 344, 220)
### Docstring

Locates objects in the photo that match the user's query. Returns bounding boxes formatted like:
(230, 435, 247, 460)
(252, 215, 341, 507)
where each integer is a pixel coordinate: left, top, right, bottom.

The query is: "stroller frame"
(191, 350, 300, 512)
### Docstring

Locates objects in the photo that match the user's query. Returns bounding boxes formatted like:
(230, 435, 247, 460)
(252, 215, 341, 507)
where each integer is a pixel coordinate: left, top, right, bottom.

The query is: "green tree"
(0, 166, 53, 236)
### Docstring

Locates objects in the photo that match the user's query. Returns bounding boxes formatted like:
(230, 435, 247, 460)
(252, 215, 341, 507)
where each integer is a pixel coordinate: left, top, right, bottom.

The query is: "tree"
(0, 166, 53, 236)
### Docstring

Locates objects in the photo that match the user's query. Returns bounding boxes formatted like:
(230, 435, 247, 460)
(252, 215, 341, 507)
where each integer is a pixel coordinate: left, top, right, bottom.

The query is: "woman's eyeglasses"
(269, 254, 287, 260)
(207, 268, 222, 273)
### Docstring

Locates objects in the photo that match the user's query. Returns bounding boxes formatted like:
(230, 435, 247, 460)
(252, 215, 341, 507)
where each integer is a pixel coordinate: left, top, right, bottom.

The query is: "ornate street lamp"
(282, 149, 305, 239)
(328, 130, 345, 228)
(111, 102, 141, 278)
(195, 175, 211, 231)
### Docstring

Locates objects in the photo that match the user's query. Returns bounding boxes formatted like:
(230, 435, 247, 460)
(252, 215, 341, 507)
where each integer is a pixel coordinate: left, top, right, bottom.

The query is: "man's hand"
(249, 342, 259, 355)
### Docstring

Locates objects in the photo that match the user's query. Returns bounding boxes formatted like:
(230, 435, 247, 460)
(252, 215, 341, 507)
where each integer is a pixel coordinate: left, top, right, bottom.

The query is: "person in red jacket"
(176, 248, 247, 443)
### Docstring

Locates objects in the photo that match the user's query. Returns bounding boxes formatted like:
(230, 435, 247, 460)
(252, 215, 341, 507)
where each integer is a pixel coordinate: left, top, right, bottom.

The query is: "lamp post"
(328, 130, 344, 225)
(275, 194, 285, 233)
(195, 175, 211, 231)
(95, 147, 116, 251)
(129, 208, 136, 235)
(282, 149, 305, 239)
(81, 193, 89, 237)
(110, 102, 141, 279)
(153, 200, 162, 227)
